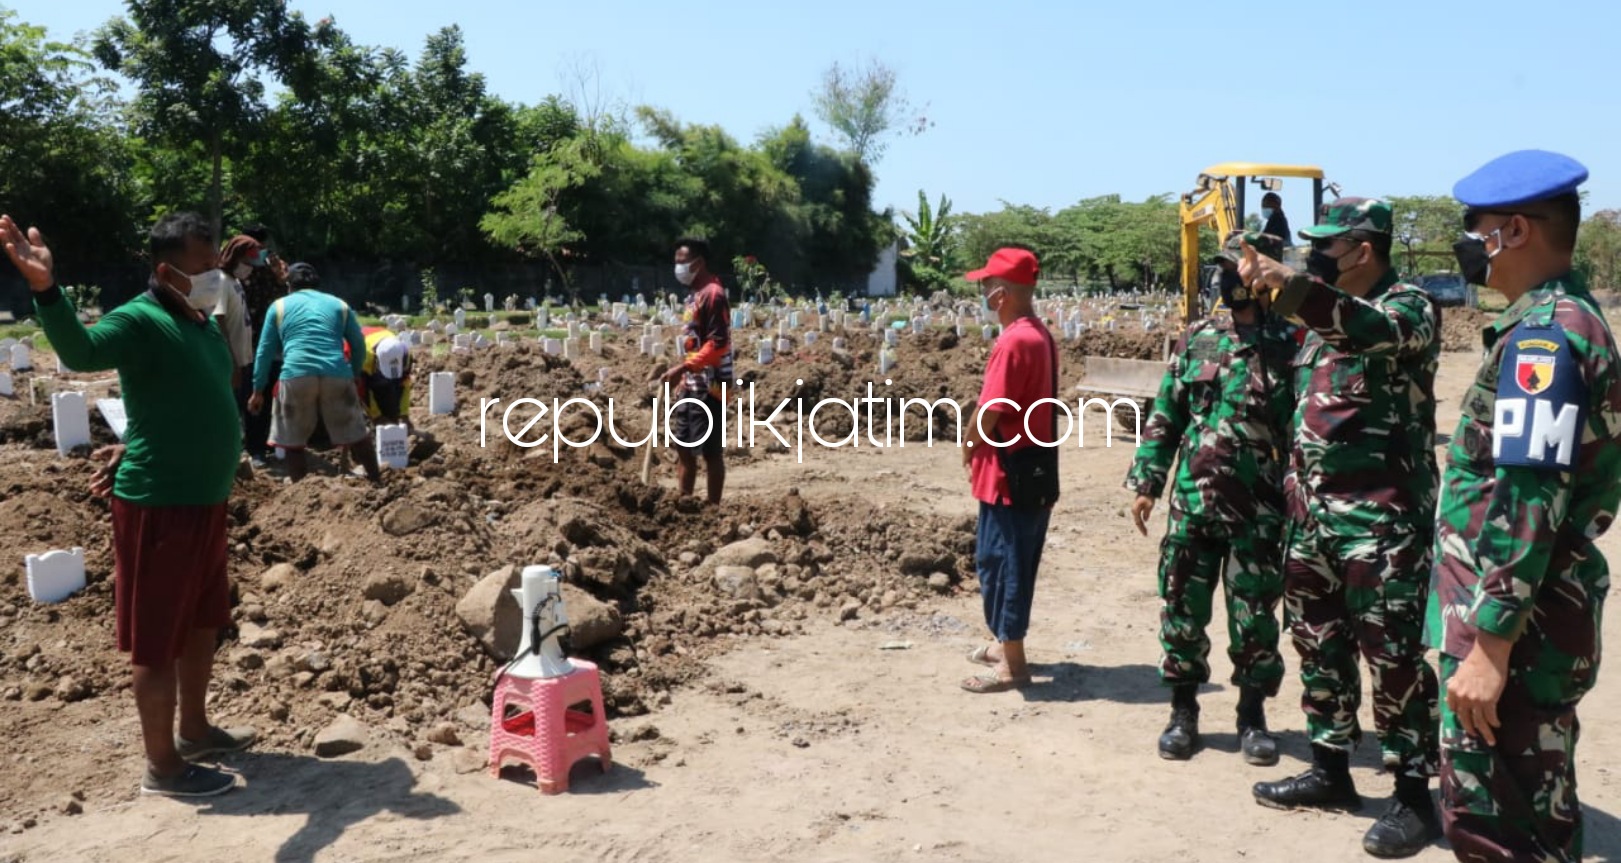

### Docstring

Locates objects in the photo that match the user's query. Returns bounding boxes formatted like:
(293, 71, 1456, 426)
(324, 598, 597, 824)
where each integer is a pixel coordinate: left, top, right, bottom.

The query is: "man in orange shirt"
(659, 237, 733, 505)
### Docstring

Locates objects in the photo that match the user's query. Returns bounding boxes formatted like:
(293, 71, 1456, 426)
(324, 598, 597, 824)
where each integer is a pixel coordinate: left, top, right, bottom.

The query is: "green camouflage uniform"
(1428, 273, 1621, 861)
(1269, 198, 1441, 778)
(1126, 232, 1297, 694)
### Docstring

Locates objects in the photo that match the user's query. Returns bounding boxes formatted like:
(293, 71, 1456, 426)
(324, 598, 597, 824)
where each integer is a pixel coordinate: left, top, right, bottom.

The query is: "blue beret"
(1453, 150, 1588, 208)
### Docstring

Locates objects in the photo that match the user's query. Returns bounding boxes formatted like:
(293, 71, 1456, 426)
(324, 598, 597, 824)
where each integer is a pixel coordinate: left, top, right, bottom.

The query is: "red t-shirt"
(971, 317, 1058, 506)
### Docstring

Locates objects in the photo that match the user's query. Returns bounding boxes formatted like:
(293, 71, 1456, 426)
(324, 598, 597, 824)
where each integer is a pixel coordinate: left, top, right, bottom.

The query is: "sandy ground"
(7, 348, 1621, 863)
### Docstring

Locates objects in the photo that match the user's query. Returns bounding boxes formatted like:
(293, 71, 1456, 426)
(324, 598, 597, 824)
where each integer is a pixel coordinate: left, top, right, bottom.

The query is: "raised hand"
(0, 215, 56, 291)
(1239, 240, 1291, 296)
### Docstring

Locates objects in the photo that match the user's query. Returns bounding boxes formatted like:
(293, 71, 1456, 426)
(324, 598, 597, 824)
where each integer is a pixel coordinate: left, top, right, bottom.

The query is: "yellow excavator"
(1178, 162, 1337, 321)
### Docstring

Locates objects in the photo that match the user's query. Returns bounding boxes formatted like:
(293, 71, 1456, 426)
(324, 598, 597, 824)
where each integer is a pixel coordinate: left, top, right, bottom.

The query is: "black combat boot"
(1362, 774, 1442, 858)
(1158, 684, 1200, 760)
(1236, 686, 1279, 767)
(1253, 744, 1361, 811)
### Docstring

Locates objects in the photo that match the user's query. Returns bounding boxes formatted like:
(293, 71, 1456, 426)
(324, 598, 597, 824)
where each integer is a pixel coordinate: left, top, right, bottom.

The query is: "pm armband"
(1493, 322, 1586, 470)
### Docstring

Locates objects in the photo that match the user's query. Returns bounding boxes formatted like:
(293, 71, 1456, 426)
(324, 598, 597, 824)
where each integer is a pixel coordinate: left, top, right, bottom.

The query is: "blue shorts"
(976, 501, 1051, 642)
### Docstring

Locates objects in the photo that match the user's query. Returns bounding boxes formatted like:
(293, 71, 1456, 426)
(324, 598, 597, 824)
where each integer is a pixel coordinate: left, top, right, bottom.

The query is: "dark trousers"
(243, 360, 279, 457)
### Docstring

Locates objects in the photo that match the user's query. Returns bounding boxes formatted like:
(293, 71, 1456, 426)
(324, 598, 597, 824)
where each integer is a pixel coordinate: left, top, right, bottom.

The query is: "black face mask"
(1453, 235, 1492, 287)
(1219, 269, 1253, 312)
(1306, 249, 1341, 283)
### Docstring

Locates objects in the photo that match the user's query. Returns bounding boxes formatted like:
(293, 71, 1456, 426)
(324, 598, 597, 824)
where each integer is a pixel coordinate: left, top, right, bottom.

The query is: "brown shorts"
(112, 498, 231, 667)
(270, 375, 370, 448)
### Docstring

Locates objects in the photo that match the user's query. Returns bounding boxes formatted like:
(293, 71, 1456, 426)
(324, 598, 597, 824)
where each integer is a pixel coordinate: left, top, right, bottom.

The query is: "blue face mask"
(1262, 208, 1276, 222)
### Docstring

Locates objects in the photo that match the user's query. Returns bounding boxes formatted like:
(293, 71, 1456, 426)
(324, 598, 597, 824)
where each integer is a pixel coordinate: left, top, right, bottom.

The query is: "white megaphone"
(508, 565, 575, 679)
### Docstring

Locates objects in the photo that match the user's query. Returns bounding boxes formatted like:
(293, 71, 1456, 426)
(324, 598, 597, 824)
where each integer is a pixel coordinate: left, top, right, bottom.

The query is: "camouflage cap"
(1214, 231, 1284, 264)
(1298, 197, 1393, 239)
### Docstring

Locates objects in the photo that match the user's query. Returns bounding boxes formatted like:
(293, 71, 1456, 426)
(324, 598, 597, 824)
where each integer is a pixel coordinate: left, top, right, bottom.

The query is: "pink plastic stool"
(487, 659, 612, 794)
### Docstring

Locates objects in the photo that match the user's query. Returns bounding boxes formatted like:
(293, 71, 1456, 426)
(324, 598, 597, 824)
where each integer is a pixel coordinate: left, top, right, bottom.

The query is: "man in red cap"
(960, 247, 1060, 693)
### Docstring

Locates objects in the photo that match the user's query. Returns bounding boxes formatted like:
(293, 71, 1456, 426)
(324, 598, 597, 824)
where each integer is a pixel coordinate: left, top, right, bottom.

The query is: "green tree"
(1386, 194, 1465, 276)
(898, 190, 958, 293)
(92, 0, 329, 242)
(1577, 210, 1621, 292)
(810, 58, 929, 166)
(481, 136, 602, 299)
(0, 9, 139, 284)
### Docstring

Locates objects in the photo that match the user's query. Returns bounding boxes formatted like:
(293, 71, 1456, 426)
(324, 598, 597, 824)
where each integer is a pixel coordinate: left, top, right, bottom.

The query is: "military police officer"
(1239, 198, 1443, 858)
(1126, 232, 1296, 766)
(1428, 150, 1621, 862)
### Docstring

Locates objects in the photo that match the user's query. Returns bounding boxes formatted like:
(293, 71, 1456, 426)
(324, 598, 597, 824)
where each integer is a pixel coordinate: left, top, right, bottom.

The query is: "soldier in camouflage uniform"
(1126, 232, 1296, 766)
(1240, 198, 1443, 858)
(1428, 150, 1621, 863)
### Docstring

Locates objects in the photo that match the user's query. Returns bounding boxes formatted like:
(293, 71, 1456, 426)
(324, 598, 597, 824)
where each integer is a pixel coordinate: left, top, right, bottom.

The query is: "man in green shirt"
(1, 211, 256, 798)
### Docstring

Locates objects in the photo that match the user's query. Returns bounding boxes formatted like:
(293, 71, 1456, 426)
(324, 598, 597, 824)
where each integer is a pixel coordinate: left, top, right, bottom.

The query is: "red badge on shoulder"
(1515, 355, 1555, 395)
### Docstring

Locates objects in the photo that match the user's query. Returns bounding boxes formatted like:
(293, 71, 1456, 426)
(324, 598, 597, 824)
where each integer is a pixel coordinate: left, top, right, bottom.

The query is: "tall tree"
(92, 0, 328, 243)
(481, 136, 602, 298)
(1386, 194, 1465, 275)
(809, 58, 929, 166)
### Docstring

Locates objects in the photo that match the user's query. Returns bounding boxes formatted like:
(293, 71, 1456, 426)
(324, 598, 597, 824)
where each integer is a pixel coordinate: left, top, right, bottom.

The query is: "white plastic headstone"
(639, 336, 652, 355)
(0, 337, 15, 352)
(525, 297, 537, 311)
(544, 338, 562, 356)
(497, 332, 514, 346)
(452, 334, 472, 352)
(484, 293, 495, 313)
(428, 372, 455, 415)
(454, 308, 466, 328)
(884, 330, 899, 347)
(777, 337, 791, 355)
(805, 331, 818, 345)
(589, 332, 602, 353)
(983, 324, 996, 340)
(833, 337, 846, 351)
(537, 308, 550, 328)
(0, 371, 10, 396)
(25, 547, 86, 604)
(95, 398, 128, 441)
(444, 323, 459, 337)
(11, 344, 31, 371)
(51, 391, 90, 456)
(564, 338, 578, 360)
(473, 334, 493, 350)
(375, 424, 409, 470)
(568, 321, 580, 339)
(427, 320, 444, 334)
(879, 349, 895, 376)
(789, 311, 800, 330)
(650, 341, 667, 360)
(758, 338, 773, 365)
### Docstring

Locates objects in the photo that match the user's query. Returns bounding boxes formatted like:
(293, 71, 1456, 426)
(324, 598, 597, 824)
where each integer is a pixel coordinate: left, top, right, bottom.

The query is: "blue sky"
(24, 0, 1621, 225)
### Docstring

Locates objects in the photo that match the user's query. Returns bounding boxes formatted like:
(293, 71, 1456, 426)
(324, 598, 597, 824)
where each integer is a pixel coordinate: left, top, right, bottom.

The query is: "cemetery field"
(10, 299, 1621, 863)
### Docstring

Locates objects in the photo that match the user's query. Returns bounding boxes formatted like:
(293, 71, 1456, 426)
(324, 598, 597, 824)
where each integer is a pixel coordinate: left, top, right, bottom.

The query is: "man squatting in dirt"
(1125, 231, 1297, 767)
(959, 248, 1059, 693)
(2, 212, 257, 798)
(659, 237, 733, 506)
(1241, 197, 1443, 858)
(1429, 149, 1621, 863)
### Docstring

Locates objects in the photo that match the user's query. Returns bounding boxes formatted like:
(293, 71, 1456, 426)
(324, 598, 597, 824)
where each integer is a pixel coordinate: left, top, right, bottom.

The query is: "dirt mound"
(1440, 306, 1492, 353)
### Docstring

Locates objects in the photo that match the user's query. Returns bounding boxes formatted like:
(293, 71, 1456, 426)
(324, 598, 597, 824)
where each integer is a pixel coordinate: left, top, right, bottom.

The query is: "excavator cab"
(1180, 163, 1333, 321)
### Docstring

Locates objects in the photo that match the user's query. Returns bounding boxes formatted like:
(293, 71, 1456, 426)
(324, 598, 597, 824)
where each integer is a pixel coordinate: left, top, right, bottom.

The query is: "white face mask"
(177, 268, 228, 310)
(674, 262, 696, 286)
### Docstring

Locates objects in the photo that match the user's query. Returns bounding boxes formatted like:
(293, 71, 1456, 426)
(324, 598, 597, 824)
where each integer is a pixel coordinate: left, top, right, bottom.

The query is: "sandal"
(960, 673, 1031, 694)
(967, 645, 1000, 667)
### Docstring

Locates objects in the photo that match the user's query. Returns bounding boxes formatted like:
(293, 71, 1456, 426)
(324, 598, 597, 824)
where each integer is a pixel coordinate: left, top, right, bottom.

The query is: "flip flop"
(967, 645, 999, 667)
(960, 674, 1031, 694)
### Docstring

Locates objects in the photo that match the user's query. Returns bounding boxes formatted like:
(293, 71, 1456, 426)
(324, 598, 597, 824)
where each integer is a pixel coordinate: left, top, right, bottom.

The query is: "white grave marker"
(452, 334, 472, 352)
(95, 398, 128, 441)
(51, 391, 90, 456)
(25, 547, 86, 604)
(589, 332, 602, 353)
(484, 293, 495, 313)
(758, 338, 773, 365)
(375, 424, 409, 470)
(11, 343, 31, 371)
(428, 372, 455, 415)
(544, 338, 562, 356)
(0, 371, 11, 397)
(454, 308, 466, 329)
(564, 338, 579, 360)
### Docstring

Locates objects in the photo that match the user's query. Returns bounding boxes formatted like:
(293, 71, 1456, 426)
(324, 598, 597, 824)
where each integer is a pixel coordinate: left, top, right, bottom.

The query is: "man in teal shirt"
(2, 211, 256, 798)
(248, 262, 379, 482)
